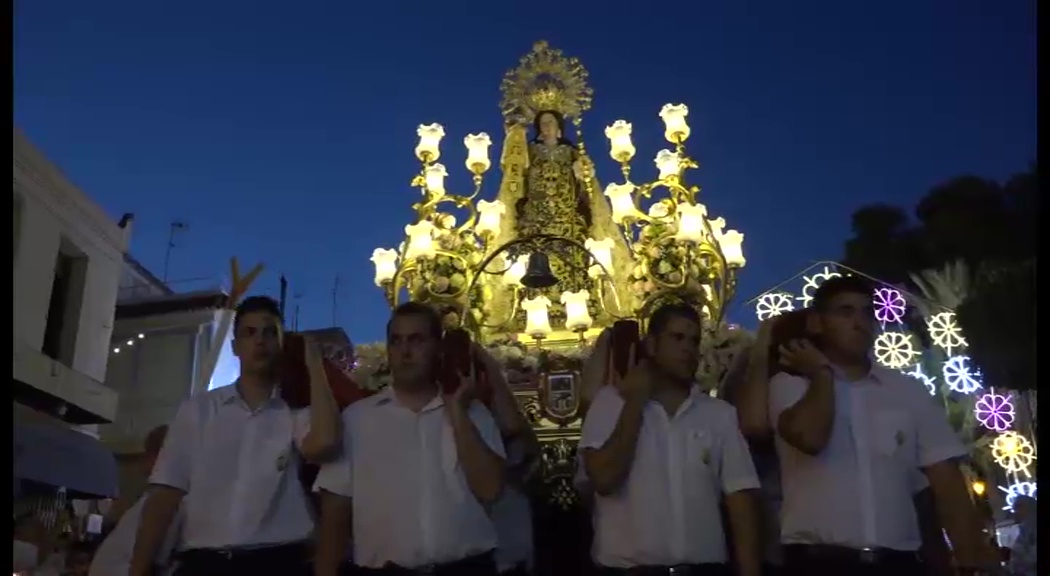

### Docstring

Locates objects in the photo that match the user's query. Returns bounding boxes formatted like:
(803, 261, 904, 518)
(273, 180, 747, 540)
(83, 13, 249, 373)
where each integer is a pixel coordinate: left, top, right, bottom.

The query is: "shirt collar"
(829, 361, 889, 385)
(219, 380, 285, 406)
(372, 386, 445, 413)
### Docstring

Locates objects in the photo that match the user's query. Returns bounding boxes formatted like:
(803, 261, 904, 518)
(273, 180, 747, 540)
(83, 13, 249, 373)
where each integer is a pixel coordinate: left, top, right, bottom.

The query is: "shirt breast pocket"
(685, 429, 717, 478)
(872, 410, 916, 465)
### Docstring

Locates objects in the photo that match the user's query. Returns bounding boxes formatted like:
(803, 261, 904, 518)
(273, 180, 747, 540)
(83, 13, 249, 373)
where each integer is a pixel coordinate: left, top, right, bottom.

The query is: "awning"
(13, 422, 120, 499)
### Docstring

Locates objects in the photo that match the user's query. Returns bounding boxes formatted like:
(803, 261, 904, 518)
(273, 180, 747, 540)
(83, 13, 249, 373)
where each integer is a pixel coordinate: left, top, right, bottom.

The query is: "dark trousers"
(173, 542, 310, 576)
(354, 551, 498, 576)
(782, 544, 924, 576)
(595, 564, 732, 576)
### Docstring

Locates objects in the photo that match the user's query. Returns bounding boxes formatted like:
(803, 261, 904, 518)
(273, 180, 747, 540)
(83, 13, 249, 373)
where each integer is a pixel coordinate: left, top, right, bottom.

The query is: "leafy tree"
(841, 164, 1036, 391)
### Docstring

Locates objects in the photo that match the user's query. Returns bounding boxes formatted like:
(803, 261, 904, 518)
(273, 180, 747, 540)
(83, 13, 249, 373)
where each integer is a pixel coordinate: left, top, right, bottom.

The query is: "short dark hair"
(386, 301, 443, 341)
(234, 295, 282, 332)
(811, 275, 873, 311)
(647, 302, 703, 338)
(144, 425, 168, 457)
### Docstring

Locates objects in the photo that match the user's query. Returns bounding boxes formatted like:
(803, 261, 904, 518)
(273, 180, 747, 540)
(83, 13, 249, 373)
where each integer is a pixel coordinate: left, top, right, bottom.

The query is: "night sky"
(14, 0, 1035, 345)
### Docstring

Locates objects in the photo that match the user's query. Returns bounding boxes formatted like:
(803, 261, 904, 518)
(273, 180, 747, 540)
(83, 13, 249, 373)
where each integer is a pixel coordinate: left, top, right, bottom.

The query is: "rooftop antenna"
(278, 275, 288, 320)
(162, 221, 189, 283)
(292, 292, 303, 331)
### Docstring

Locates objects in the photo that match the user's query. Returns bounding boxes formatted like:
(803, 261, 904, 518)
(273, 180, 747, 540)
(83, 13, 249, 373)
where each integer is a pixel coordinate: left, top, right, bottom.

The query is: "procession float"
(355, 39, 751, 503)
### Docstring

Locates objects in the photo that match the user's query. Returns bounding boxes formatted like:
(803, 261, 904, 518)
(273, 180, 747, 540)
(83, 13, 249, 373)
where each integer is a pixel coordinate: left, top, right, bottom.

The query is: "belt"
(783, 543, 921, 565)
(178, 541, 308, 564)
(357, 550, 496, 575)
(596, 564, 730, 576)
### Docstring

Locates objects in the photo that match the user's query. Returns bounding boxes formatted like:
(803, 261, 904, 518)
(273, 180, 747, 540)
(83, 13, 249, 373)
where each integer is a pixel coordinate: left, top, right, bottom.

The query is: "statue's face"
(538, 113, 561, 140)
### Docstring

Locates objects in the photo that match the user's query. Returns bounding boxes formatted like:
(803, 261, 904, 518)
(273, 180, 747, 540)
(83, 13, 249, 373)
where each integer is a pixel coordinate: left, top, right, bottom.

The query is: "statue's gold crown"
(500, 40, 593, 123)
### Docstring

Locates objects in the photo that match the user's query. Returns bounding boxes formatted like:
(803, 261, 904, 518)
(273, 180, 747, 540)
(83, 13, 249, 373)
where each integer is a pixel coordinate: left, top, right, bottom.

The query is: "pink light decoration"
(975, 392, 1015, 432)
(873, 287, 907, 324)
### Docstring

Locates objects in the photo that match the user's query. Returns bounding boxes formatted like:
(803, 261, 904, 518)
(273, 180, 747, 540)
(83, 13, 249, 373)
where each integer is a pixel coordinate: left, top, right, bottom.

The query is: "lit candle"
(675, 203, 708, 243)
(403, 221, 436, 260)
(604, 182, 637, 223)
(370, 248, 399, 286)
(659, 103, 691, 143)
(604, 120, 636, 163)
(561, 290, 593, 331)
(464, 133, 492, 174)
(475, 199, 505, 237)
(415, 123, 445, 162)
(522, 295, 552, 338)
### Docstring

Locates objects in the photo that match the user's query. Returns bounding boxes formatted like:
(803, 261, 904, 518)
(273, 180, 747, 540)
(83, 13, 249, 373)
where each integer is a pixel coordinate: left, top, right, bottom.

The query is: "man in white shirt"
(313, 302, 507, 576)
(89, 426, 180, 576)
(475, 344, 538, 576)
(129, 295, 342, 576)
(579, 303, 763, 576)
(766, 276, 997, 576)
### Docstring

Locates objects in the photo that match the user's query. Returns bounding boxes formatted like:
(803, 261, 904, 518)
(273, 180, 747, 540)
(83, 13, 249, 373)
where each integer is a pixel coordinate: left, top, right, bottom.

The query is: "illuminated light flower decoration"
(755, 292, 794, 320)
(873, 332, 920, 369)
(903, 364, 937, 396)
(942, 355, 983, 394)
(873, 287, 907, 324)
(927, 311, 968, 356)
(796, 266, 840, 308)
(991, 431, 1037, 478)
(974, 392, 1016, 433)
(998, 481, 1037, 512)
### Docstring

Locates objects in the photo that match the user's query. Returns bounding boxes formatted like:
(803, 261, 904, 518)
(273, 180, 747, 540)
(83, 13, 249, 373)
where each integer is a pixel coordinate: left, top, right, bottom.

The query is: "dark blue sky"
(14, 0, 1035, 345)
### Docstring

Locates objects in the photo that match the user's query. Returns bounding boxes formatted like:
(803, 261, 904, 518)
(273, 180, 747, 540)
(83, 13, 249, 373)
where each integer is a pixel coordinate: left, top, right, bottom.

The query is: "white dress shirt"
(89, 492, 181, 576)
(149, 383, 315, 551)
(768, 364, 967, 551)
(579, 385, 761, 568)
(314, 387, 505, 569)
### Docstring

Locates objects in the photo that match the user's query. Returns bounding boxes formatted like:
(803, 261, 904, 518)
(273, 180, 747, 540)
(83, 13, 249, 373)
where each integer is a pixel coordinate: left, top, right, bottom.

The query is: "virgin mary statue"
(486, 83, 635, 332)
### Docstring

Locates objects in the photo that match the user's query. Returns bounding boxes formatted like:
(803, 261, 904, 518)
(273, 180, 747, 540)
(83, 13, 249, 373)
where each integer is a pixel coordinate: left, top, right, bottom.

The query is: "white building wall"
(101, 309, 219, 453)
(13, 127, 127, 422)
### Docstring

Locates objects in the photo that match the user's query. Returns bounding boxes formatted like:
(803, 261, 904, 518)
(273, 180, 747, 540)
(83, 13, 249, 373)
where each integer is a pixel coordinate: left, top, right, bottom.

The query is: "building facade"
(13, 127, 129, 502)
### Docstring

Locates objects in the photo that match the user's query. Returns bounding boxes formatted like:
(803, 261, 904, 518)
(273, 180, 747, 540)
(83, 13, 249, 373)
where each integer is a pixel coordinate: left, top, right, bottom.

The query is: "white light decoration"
(659, 103, 691, 143)
(463, 133, 492, 174)
(675, 203, 708, 243)
(942, 355, 982, 394)
(503, 255, 529, 286)
(874, 332, 920, 369)
(522, 296, 552, 338)
(475, 199, 505, 237)
(999, 481, 1037, 512)
(403, 221, 436, 260)
(585, 237, 615, 278)
(798, 266, 842, 307)
(560, 290, 593, 331)
(654, 149, 681, 180)
(974, 391, 1016, 432)
(647, 202, 671, 219)
(755, 292, 795, 320)
(604, 120, 636, 162)
(719, 230, 746, 268)
(903, 364, 937, 396)
(990, 431, 1036, 477)
(415, 123, 445, 162)
(423, 163, 448, 197)
(604, 182, 637, 223)
(926, 311, 968, 356)
(370, 248, 399, 286)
